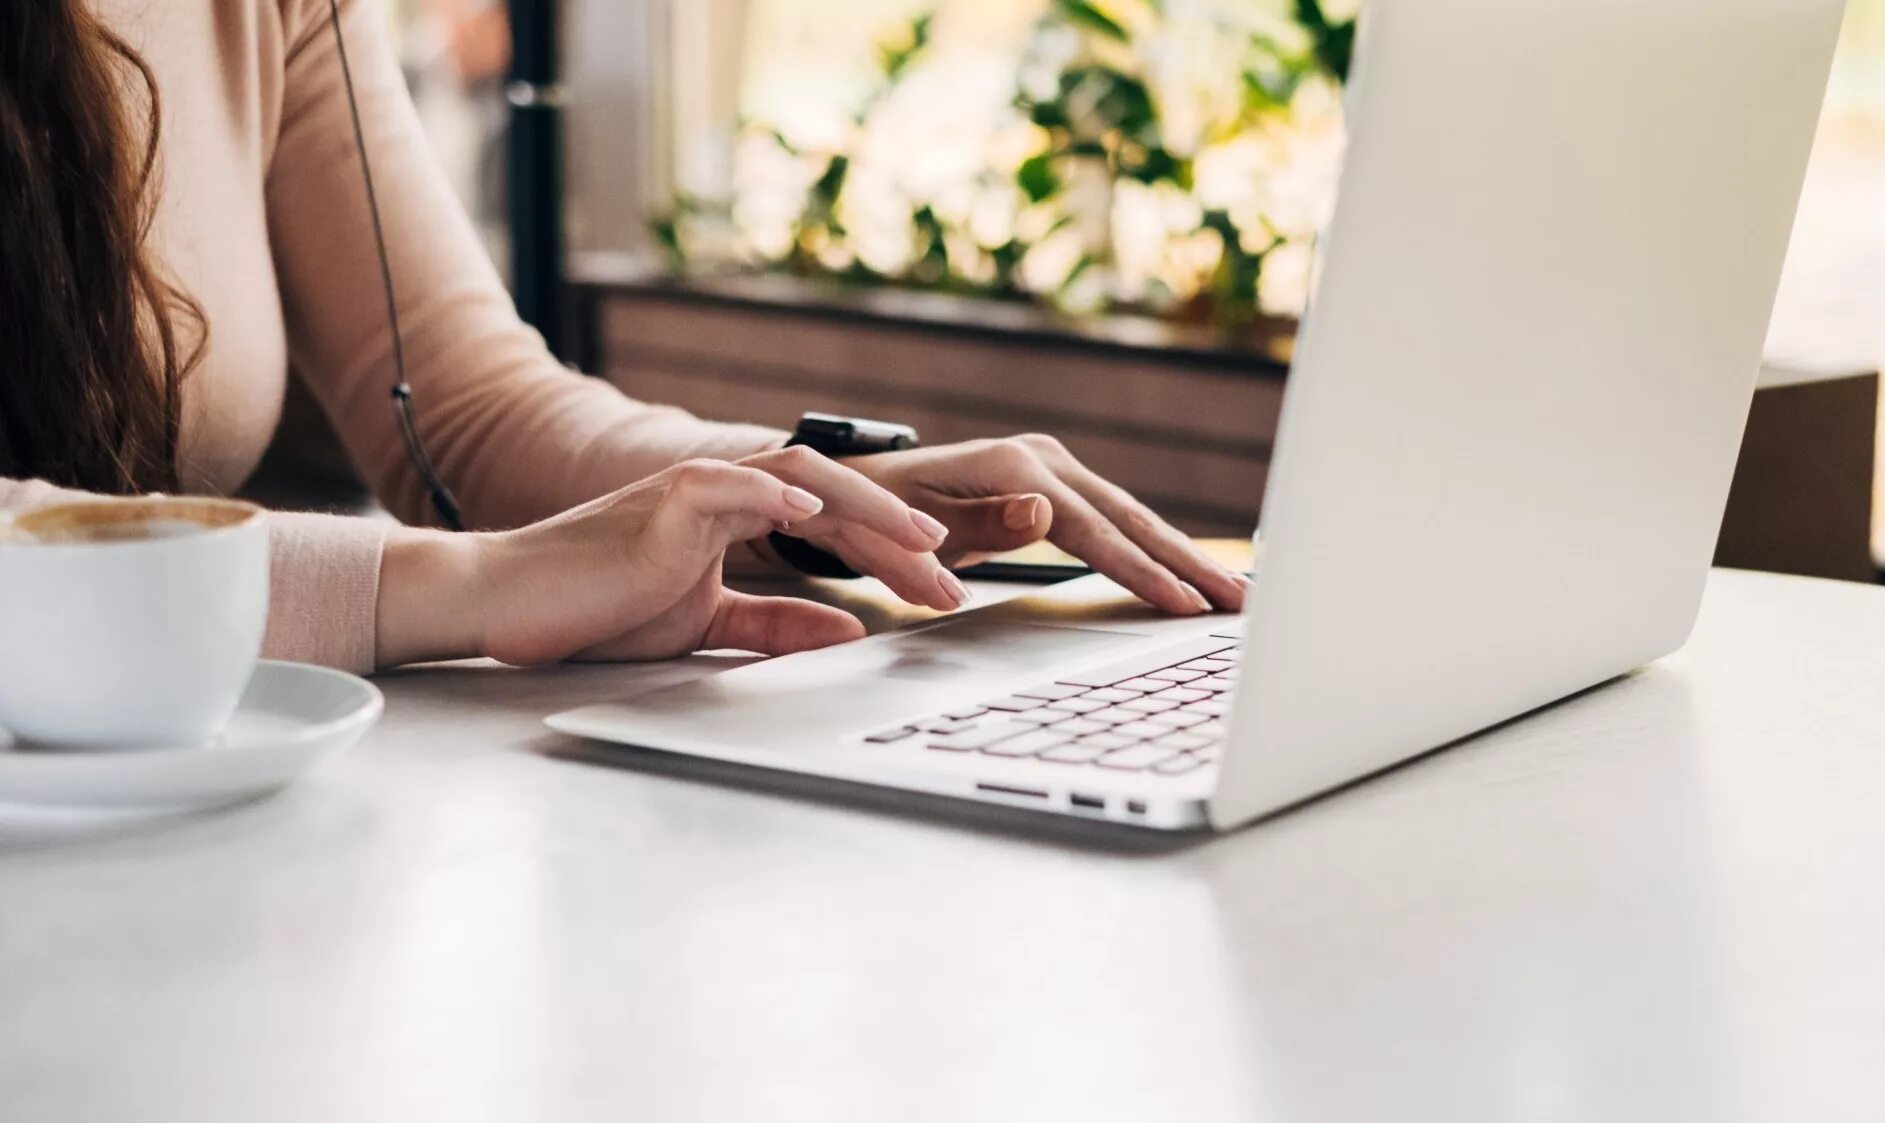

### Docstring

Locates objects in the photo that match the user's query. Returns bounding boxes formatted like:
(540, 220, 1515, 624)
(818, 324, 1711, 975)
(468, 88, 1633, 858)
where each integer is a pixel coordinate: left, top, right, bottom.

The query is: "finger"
(748, 445, 948, 552)
(656, 461, 826, 550)
(1049, 466, 1248, 611)
(702, 590, 867, 656)
(923, 493, 1053, 556)
(820, 525, 971, 611)
(1034, 479, 1211, 615)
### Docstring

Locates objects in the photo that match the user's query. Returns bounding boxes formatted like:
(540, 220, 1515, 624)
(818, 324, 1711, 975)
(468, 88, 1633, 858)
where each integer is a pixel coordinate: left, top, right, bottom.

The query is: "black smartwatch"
(768, 412, 920, 579)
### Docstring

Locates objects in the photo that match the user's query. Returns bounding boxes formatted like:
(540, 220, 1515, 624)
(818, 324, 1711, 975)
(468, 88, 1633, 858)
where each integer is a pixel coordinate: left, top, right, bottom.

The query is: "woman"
(0, 0, 1245, 674)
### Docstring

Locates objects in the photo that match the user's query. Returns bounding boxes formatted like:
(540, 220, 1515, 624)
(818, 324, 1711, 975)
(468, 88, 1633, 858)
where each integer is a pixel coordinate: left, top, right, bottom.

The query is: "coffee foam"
(7, 499, 257, 545)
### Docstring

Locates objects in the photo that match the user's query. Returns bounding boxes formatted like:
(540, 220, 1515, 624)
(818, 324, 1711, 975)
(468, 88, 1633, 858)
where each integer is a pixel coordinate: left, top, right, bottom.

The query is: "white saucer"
(0, 660, 382, 814)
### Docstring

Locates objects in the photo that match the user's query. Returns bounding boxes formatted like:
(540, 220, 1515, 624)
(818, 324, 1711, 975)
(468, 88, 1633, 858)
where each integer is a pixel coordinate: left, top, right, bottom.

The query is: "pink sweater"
(1, 0, 781, 672)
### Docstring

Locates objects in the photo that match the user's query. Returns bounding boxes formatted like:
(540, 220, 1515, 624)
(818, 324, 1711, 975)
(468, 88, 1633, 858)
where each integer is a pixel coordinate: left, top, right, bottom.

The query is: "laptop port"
(1125, 799, 1148, 816)
(975, 783, 1049, 801)
(1069, 793, 1105, 812)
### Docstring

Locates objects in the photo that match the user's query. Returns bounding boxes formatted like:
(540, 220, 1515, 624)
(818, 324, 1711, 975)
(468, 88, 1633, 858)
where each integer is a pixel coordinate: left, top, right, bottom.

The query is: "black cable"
(326, 0, 465, 531)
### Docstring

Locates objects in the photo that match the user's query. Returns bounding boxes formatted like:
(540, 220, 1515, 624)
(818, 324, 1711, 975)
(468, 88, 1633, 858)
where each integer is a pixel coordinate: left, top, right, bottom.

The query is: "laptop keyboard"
(863, 636, 1240, 777)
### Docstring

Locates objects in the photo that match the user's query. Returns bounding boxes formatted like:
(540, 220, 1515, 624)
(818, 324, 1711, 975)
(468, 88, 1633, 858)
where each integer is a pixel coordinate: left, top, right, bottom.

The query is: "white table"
(4, 569, 1885, 1123)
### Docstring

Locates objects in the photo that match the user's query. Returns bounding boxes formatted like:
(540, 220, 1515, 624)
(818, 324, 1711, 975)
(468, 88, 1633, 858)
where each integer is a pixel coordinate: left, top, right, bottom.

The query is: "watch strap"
(767, 530, 863, 579)
(764, 413, 918, 580)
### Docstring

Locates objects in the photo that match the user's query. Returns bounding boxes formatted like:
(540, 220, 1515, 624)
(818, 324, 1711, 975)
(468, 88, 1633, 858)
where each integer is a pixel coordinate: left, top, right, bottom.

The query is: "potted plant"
(655, 0, 1358, 338)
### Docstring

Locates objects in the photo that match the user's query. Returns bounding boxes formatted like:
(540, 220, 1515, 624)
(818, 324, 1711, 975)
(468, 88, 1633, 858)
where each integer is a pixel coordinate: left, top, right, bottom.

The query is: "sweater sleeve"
(266, 0, 784, 531)
(1, 478, 387, 675)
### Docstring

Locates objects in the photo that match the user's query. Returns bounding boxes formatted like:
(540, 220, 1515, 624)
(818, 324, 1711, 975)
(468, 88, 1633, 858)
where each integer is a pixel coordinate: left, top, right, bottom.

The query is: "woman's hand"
(839, 435, 1250, 616)
(376, 449, 966, 668)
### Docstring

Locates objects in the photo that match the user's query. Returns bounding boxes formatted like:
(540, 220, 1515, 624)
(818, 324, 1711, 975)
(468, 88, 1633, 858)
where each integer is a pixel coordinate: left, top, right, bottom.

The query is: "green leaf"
(1027, 99, 1070, 130)
(1053, 0, 1130, 42)
(1060, 66, 1157, 141)
(767, 128, 802, 158)
(878, 12, 936, 81)
(650, 215, 685, 270)
(1121, 145, 1188, 186)
(811, 154, 850, 208)
(1016, 153, 1061, 202)
(1294, 0, 1356, 80)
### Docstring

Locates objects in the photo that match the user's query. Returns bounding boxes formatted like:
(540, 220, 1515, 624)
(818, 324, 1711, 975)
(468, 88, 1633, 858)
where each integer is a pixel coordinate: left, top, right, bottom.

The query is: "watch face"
(799, 414, 920, 454)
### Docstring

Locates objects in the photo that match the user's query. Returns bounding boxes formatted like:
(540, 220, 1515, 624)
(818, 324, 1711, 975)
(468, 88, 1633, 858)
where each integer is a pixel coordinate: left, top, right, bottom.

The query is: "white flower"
(1194, 73, 1345, 243)
(1319, 0, 1363, 24)
(836, 163, 917, 275)
(1138, 0, 1249, 154)
(730, 131, 823, 260)
(1258, 239, 1317, 318)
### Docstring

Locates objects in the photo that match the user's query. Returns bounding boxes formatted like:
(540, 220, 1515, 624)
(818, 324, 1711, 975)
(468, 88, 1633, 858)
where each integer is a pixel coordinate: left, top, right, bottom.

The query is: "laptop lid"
(1212, 0, 1849, 828)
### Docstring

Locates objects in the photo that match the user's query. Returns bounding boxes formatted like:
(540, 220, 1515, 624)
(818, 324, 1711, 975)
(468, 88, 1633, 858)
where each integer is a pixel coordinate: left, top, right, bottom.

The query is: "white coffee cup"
(0, 497, 269, 750)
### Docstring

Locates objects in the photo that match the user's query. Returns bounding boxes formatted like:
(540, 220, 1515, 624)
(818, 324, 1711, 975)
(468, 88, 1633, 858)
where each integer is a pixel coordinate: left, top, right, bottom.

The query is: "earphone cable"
(327, 0, 465, 531)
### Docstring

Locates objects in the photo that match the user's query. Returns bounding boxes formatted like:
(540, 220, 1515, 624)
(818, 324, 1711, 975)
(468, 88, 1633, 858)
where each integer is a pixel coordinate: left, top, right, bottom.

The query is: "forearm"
(268, 0, 787, 532)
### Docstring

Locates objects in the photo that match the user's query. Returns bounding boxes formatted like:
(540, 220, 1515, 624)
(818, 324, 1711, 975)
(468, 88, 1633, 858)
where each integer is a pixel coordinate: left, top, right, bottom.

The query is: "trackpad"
(598, 620, 1147, 745)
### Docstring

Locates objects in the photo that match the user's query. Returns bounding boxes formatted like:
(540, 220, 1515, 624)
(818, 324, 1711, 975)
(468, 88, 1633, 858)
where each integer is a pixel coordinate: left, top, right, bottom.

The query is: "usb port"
(1125, 799, 1148, 816)
(1069, 793, 1105, 812)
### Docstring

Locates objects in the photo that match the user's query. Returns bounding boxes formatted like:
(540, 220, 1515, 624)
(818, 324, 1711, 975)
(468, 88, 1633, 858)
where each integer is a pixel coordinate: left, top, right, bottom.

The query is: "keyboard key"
(1038, 743, 1111, 764)
(1097, 745, 1185, 772)
(1083, 687, 1140, 704)
(983, 696, 1049, 712)
(1154, 731, 1215, 751)
(1146, 710, 1210, 730)
(1119, 697, 1179, 715)
(1192, 721, 1228, 741)
(1087, 707, 1142, 726)
(1154, 754, 1208, 776)
(1055, 718, 1109, 736)
(1205, 673, 1238, 688)
(929, 722, 1042, 752)
(1113, 721, 1170, 740)
(865, 726, 918, 744)
(1149, 686, 1212, 704)
(1055, 637, 1239, 688)
(1114, 678, 1171, 694)
(943, 706, 989, 721)
(1191, 700, 1230, 717)
(983, 730, 1073, 758)
(1012, 710, 1064, 726)
(923, 718, 977, 734)
(1075, 732, 1138, 751)
(1016, 683, 1089, 702)
(1148, 668, 1206, 684)
(1180, 658, 1234, 672)
(1046, 697, 1108, 715)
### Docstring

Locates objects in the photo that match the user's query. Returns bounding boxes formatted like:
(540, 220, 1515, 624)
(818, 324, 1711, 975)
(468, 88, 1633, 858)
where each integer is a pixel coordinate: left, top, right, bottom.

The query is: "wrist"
(375, 527, 492, 668)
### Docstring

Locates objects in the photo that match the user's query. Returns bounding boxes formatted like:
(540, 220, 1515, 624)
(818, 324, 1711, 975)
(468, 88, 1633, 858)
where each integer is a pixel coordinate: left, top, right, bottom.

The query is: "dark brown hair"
(0, 1, 204, 494)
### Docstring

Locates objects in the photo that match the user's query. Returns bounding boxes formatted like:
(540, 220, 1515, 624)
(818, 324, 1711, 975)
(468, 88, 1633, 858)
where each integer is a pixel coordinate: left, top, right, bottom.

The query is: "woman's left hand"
(836, 434, 1249, 617)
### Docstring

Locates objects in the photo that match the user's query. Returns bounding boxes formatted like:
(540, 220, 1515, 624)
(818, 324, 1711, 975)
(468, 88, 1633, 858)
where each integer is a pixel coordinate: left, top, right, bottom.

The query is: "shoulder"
(276, 0, 385, 58)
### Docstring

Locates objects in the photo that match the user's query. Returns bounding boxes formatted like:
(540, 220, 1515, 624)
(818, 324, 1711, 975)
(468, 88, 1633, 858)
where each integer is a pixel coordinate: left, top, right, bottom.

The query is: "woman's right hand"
(376, 449, 969, 668)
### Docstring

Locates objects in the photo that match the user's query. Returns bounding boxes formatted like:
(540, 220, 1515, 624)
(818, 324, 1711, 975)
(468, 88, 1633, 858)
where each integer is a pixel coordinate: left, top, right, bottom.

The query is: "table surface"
(4, 568, 1885, 1123)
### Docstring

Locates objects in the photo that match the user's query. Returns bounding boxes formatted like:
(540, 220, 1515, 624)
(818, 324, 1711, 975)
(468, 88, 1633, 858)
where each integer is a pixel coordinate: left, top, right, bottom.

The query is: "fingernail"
(783, 487, 823, 516)
(1004, 495, 1045, 531)
(910, 509, 949, 544)
(938, 570, 972, 609)
(1182, 583, 1211, 614)
(1234, 572, 1254, 589)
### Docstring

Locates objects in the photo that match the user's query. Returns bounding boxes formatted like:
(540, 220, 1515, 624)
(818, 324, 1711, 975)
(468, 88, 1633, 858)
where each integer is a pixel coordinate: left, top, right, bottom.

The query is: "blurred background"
(353, 0, 1885, 577)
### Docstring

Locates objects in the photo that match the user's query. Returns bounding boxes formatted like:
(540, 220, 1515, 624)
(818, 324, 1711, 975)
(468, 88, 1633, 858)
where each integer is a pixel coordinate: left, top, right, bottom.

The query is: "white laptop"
(549, 0, 1849, 832)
